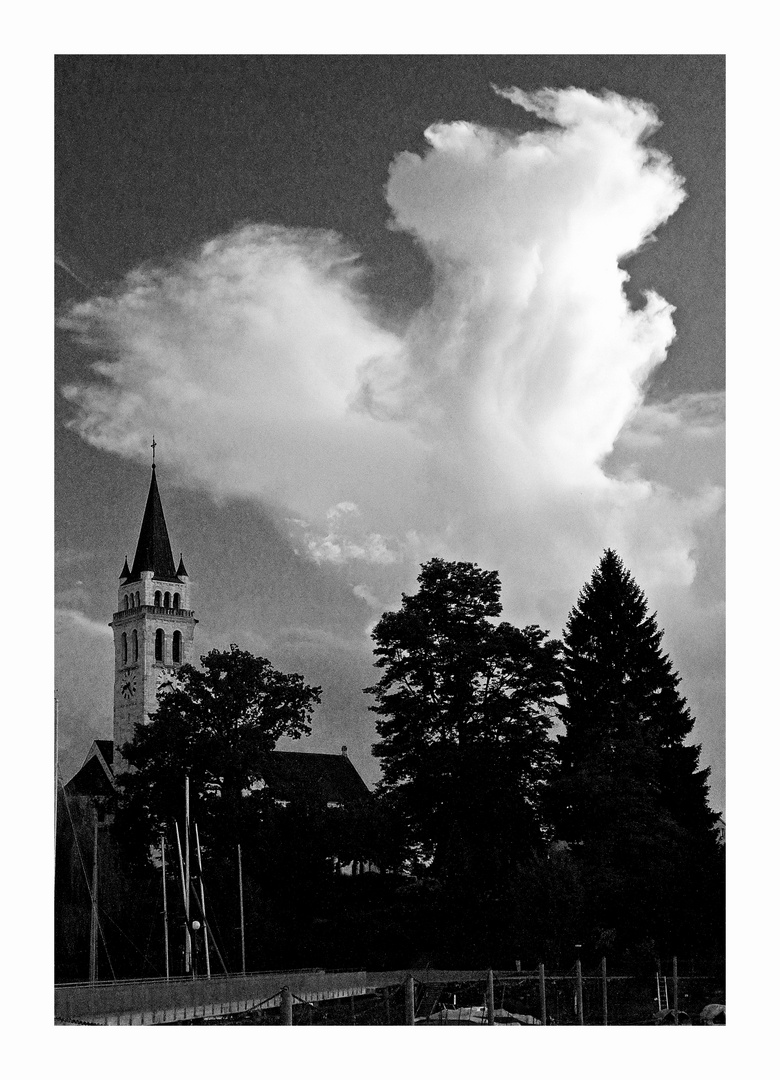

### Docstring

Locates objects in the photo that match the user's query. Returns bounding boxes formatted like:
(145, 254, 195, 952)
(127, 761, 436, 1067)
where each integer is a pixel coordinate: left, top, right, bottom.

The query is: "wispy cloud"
(301, 503, 401, 566)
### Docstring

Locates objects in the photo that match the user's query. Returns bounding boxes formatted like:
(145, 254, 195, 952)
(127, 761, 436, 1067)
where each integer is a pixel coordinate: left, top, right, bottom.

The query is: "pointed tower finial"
(127, 464, 178, 581)
(151, 436, 157, 469)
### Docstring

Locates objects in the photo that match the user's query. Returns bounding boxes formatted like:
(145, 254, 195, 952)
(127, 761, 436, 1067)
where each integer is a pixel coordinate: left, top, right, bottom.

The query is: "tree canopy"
(366, 558, 562, 885)
(116, 645, 321, 856)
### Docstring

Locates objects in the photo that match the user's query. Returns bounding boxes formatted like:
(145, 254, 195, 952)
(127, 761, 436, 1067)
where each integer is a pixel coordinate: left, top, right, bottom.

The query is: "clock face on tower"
(120, 672, 137, 700)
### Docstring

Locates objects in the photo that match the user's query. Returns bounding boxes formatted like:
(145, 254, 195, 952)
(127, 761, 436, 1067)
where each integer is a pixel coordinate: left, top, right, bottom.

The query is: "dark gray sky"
(55, 56, 724, 807)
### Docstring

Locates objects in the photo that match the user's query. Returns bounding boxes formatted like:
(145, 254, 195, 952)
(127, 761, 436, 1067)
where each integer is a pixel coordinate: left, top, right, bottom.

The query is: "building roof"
(64, 740, 116, 798)
(94, 739, 114, 766)
(126, 466, 181, 583)
(65, 741, 369, 807)
(259, 750, 370, 805)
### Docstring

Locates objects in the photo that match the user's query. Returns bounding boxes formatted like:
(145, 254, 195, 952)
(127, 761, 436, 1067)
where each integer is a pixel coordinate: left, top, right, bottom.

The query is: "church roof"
(259, 750, 370, 806)
(66, 742, 369, 807)
(126, 466, 181, 583)
(65, 740, 116, 797)
(94, 739, 114, 765)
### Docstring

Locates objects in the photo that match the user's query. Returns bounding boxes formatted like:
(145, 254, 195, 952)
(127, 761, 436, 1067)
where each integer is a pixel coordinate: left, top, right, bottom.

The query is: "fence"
(55, 959, 724, 1025)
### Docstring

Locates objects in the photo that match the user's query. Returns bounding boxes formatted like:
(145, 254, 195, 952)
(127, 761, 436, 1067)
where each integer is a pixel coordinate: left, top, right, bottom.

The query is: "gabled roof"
(94, 740, 114, 766)
(64, 742, 370, 807)
(259, 750, 370, 806)
(126, 466, 181, 583)
(65, 740, 116, 797)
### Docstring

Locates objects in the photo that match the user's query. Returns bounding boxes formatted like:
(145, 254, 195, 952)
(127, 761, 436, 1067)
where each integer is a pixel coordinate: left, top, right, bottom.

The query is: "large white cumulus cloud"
(61, 86, 723, 674)
(61, 227, 422, 521)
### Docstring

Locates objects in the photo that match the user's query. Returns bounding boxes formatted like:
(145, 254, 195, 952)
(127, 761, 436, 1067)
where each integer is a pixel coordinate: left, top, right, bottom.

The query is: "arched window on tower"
(164, 591, 171, 610)
(173, 592, 180, 611)
(130, 593, 134, 609)
(155, 628, 165, 662)
(124, 596, 129, 611)
(121, 633, 127, 664)
(154, 590, 162, 608)
(172, 630, 182, 664)
(132, 629, 138, 663)
(136, 591, 141, 607)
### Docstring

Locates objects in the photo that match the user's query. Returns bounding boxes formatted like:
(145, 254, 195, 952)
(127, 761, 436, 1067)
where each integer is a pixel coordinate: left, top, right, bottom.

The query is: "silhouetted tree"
(551, 549, 720, 957)
(366, 558, 562, 899)
(115, 645, 321, 860)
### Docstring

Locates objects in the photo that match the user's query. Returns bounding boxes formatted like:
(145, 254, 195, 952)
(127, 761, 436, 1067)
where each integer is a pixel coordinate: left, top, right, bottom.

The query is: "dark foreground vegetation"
(56, 551, 724, 986)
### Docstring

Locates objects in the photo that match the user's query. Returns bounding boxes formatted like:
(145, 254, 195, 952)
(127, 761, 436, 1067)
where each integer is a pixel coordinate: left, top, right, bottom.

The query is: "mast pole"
(161, 835, 170, 981)
(174, 821, 191, 975)
(195, 824, 211, 979)
(184, 775, 191, 975)
(238, 844, 246, 975)
(89, 811, 99, 984)
(54, 695, 59, 845)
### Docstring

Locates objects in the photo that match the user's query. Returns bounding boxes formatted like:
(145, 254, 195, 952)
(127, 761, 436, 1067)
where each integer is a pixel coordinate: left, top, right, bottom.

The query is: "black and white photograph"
(49, 50, 730, 1047)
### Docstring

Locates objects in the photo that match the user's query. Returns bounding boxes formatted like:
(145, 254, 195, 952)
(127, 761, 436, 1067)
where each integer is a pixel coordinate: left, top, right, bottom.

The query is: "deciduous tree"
(366, 558, 562, 889)
(116, 644, 321, 857)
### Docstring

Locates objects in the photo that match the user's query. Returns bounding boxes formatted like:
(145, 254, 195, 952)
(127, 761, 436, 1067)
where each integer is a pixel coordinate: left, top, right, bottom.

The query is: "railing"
(55, 969, 368, 1026)
(112, 605, 194, 620)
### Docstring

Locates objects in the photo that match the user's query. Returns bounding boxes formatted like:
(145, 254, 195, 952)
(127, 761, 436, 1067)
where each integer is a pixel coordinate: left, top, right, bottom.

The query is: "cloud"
(59, 87, 724, 802)
(301, 502, 401, 566)
(61, 226, 421, 523)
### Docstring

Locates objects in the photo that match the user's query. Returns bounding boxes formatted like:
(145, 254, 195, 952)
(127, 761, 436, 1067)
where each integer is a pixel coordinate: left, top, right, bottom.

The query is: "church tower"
(110, 461, 196, 771)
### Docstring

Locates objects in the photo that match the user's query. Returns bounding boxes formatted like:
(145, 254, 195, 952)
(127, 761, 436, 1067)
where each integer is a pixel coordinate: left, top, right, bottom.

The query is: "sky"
(55, 55, 725, 811)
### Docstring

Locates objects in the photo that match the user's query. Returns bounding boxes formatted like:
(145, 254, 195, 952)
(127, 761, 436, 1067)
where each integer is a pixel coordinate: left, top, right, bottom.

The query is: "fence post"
(486, 969, 495, 1025)
(672, 956, 679, 1024)
(538, 963, 547, 1026)
(280, 986, 293, 1026)
(575, 956, 584, 1025)
(404, 975, 415, 1025)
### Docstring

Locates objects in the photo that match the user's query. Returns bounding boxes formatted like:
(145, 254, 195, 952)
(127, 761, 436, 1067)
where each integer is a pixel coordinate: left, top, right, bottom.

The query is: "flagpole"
(195, 824, 211, 979)
(238, 844, 246, 975)
(174, 821, 191, 976)
(184, 775, 191, 975)
(161, 835, 170, 980)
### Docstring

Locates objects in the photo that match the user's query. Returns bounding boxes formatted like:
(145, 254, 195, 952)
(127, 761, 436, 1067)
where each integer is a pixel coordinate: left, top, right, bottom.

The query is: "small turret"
(119, 556, 130, 581)
(176, 552, 188, 580)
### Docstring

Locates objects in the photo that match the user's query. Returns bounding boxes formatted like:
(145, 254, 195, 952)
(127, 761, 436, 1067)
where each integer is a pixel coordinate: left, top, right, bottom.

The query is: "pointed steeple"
(119, 556, 131, 580)
(127, 465, 180, 582)
(176, 552, 188, 578)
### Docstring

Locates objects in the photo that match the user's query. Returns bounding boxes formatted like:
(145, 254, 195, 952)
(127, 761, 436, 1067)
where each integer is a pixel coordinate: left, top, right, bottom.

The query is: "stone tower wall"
(111, 570, 196, 769)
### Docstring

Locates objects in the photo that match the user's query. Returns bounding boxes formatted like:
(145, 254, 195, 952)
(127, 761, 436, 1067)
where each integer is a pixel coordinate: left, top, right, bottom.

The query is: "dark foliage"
(550, 549, 722, 959)
(114, 645, 321, 861)
(366, 558, 563, 906)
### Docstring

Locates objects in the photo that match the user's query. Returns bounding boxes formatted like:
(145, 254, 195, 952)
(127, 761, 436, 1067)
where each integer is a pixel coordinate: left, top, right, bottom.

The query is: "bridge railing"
(55, 969, 368, 1025)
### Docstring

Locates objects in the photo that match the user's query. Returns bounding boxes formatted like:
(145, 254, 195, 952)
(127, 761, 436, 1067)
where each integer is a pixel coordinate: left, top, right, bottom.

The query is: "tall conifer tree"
(553, 549, 720, 956)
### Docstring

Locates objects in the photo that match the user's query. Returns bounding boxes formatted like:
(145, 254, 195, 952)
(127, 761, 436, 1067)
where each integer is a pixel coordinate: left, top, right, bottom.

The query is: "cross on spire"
(151, 436, 157, 468)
